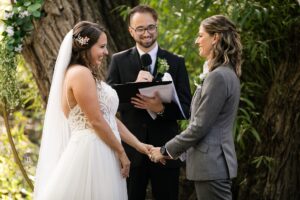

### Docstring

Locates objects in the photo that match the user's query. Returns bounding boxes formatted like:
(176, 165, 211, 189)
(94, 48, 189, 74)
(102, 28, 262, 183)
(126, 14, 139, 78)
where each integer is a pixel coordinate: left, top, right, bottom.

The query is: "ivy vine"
(1, 0, 43, 54)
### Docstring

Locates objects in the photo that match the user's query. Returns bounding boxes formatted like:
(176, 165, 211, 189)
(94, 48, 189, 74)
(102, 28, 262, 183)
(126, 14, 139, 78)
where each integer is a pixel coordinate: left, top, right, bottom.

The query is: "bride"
(34, 21, 152, 200)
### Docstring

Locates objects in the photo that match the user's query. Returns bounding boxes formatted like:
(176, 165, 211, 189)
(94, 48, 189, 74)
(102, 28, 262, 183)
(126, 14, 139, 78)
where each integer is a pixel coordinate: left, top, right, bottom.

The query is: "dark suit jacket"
(107, 46, 192, 168)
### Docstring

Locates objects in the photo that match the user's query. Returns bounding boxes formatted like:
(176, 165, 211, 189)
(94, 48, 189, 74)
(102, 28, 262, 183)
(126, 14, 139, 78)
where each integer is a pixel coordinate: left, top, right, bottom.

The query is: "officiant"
(107, 5, 192, 200)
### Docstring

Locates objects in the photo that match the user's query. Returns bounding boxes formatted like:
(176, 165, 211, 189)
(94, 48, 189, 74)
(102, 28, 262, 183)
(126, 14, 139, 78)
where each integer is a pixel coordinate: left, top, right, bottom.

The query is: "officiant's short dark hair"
(128, 5, 158, 25)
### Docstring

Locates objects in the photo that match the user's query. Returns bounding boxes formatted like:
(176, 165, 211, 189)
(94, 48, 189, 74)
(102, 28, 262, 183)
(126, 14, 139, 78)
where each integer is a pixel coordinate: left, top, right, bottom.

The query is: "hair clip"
(75, 34, 90, 45)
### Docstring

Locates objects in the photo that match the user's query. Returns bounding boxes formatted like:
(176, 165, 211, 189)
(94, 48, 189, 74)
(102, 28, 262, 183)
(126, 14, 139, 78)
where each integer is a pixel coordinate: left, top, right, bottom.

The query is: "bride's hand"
(118, 151, 130, 178)
(135, 142, 153, 155)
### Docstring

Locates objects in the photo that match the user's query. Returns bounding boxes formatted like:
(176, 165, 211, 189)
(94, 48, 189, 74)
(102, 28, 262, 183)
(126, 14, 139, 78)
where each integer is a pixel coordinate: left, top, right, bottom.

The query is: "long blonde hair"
(202, 15, 242, 77)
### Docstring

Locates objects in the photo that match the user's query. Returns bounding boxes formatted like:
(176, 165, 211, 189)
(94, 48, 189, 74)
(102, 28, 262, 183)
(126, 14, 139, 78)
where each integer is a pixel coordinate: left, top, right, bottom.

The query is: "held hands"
(131, 92, 164, 113)
(135, 70, 153, 82)
(135, 142, 153, 155)
(149, 147, 168, 165)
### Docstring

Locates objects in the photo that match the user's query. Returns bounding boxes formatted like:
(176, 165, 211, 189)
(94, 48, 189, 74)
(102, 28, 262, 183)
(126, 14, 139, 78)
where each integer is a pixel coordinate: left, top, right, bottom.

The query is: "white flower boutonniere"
(194, 72, 208, 87)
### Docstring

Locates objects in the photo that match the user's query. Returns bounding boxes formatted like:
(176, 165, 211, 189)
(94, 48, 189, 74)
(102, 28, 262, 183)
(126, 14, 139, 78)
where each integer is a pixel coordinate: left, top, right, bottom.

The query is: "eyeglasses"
(130, 24, 157, 35)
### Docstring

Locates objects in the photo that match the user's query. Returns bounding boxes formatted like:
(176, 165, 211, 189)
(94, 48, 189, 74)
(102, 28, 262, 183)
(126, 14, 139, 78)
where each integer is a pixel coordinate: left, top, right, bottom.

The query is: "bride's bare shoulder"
(66, 65, 93, 80)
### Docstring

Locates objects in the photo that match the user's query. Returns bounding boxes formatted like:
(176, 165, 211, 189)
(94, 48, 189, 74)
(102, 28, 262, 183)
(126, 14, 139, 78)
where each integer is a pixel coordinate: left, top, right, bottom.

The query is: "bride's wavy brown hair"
(202, 15, 242, 77)
(70, 21, 106, 81)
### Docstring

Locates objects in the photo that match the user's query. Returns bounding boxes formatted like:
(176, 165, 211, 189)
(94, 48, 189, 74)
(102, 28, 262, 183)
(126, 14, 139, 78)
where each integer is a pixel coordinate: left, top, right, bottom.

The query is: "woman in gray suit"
(150, 15, 242, 200)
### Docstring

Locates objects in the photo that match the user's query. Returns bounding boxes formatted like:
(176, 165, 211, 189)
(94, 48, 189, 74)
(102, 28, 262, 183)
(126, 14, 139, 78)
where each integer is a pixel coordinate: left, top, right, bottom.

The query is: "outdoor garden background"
(0, 0, 299, 199)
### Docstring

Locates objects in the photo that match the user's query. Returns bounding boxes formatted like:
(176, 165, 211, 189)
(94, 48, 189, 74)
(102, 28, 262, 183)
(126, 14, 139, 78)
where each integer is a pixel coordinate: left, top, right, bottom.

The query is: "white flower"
(19, 11, 30, 18)
(17, 7, 22, 12)
(3, 11, 14, 20)
(14, 44, 23, 53)
(199, 73, 207, 80)
(6, 26, 14, 37)
(194, 72, 208, 87)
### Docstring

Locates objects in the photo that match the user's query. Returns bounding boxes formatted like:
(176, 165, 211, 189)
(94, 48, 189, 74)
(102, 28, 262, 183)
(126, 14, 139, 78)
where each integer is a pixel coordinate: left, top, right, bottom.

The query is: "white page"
(138, 73, 186, 119)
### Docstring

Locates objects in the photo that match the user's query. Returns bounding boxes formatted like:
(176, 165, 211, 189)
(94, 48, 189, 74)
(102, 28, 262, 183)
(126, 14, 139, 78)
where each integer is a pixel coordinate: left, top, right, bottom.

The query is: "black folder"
(112, 81, 172, 103)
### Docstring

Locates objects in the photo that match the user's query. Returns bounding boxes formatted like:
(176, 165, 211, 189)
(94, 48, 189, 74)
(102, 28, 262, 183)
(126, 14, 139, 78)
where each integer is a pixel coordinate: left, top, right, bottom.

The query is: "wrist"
(116, 148, 126, 157)
(156, 105, 165, 116)
(160, 145, 168, 156)
(134, 141, 142, 151)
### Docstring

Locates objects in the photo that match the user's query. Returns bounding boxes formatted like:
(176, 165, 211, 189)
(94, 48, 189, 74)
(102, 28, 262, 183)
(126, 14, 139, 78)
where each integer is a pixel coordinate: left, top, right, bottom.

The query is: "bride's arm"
(116, 118, 152, 155)
(68, 66, 130, 177)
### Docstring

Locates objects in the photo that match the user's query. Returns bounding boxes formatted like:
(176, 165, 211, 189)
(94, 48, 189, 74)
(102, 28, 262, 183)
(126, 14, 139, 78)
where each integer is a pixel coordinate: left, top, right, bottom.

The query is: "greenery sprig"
(157, 58, 170, 74)
(0, 43, 20, 110)
(1, 0, 43, 54)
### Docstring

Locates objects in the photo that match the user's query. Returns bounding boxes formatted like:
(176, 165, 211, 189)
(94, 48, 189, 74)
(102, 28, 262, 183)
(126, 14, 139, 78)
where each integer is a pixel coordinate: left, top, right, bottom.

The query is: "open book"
(138, 73, 186, 119)
(112, 73, 186, 120)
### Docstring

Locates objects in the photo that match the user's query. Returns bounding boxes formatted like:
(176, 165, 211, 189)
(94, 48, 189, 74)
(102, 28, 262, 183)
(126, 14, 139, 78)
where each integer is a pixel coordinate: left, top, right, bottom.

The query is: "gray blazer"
(166, 65, 240, 181)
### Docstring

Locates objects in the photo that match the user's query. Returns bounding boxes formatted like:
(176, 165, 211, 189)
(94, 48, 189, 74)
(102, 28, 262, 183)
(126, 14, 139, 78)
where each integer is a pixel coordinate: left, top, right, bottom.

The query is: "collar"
(136, 42, 158, 58)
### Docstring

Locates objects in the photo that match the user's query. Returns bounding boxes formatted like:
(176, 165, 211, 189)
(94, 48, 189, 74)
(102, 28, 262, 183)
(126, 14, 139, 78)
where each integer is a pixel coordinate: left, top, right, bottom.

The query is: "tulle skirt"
(37, 129, 127, 200)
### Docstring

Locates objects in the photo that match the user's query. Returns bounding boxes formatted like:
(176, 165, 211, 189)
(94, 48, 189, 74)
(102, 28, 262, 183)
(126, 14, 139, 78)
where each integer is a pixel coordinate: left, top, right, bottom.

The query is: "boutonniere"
(157, 58, 170, 75)
(154, 58, 170, 81)
(194, 72, 208, 87)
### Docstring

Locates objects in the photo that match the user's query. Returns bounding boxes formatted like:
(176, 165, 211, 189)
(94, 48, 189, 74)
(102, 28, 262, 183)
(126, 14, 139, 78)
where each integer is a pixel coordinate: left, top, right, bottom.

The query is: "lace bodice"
(68, 81, 119, 132)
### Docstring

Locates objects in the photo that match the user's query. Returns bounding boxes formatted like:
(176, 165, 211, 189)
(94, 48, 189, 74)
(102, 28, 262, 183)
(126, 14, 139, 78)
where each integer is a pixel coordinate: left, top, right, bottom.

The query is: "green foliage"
(234, 82, 261, 150)
(1, 0, 43, 53)
(112, 5, 132, 21)
(0, 43, 21, 110)
(0, 57, 43, 199)
(252, 155, 274, 170)
(0, 113, 38, 200)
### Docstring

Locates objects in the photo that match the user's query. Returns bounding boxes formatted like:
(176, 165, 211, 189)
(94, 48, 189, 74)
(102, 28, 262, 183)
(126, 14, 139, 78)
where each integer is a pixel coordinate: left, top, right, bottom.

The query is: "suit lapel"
(153, 47, 166, 76)
(129, 47, 143, 72)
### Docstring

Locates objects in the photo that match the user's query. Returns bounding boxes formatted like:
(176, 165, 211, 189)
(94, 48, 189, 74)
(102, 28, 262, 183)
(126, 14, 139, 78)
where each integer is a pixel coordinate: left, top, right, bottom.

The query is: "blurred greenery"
(0, 56, 44, 199)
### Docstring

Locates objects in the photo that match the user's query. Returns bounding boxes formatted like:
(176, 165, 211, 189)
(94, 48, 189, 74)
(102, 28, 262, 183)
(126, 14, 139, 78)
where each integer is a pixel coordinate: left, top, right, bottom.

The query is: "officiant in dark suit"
(107, 5, 192, 200)
(150, 15, 242, 200)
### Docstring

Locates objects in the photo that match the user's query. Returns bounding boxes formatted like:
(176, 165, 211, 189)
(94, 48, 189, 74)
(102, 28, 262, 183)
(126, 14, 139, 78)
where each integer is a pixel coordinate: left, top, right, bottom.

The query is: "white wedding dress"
(38, 81, 127, 200)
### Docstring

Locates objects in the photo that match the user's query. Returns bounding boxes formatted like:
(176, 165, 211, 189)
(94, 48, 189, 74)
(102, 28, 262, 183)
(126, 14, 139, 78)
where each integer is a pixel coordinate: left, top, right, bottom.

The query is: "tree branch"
(2, 103, 34, 191)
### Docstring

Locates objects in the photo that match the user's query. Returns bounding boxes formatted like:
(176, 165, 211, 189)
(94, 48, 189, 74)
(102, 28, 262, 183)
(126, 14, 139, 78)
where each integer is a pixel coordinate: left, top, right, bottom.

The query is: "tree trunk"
(237, 21, 300, 200)
(22, 0, 138, 104)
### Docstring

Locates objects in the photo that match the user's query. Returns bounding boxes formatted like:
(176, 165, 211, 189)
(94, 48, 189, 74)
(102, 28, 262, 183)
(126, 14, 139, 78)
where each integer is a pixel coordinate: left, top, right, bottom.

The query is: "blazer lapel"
(153, 47, 166, 76)
(129, 47, 143, 72)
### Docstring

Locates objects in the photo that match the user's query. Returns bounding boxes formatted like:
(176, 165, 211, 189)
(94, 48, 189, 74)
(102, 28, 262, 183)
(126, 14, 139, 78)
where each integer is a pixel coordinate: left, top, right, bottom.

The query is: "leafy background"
(0, 0, 299, 199)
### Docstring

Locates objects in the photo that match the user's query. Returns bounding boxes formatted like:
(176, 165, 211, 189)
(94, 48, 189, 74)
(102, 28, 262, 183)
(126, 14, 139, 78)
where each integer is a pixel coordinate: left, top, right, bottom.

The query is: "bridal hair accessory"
(75, 34, 90, 45)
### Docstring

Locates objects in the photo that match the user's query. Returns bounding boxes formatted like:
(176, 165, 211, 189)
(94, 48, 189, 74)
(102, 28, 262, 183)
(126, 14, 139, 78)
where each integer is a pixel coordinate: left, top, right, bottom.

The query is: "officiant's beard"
(137, 35, 157, 49)
(138, 40, 156, 49)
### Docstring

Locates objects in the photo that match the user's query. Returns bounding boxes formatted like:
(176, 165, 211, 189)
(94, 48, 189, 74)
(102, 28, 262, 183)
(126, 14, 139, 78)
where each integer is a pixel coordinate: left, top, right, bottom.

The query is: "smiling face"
(195, 25, 216, 60)
(89, 33, 108, 67)
(129, 12, 158, 51)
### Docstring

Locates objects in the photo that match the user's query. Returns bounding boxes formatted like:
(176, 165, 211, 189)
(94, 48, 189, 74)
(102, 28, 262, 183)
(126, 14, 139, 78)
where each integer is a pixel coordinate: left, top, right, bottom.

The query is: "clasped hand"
(148, 147, 169, 165)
